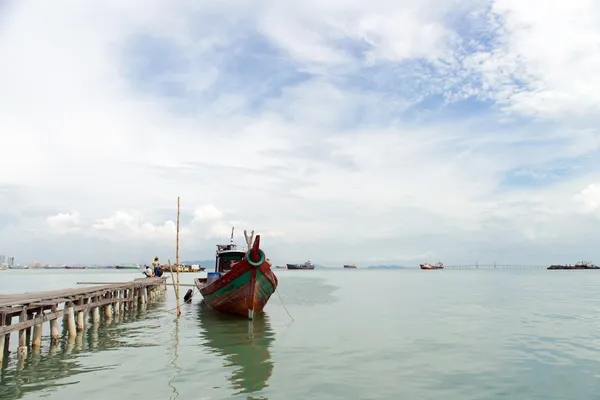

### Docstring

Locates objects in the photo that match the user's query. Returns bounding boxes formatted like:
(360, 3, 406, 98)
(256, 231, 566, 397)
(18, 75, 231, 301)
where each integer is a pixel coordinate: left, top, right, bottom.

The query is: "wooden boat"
(420, 262, 444, 270)
(163, 264, 206, 273)
(286, 261, 315, 270)
(195, 229, 278, 319)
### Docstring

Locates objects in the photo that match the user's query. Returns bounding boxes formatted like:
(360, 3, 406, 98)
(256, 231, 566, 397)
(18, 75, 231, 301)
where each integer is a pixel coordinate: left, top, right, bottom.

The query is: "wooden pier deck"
(0, 277, 168, 366)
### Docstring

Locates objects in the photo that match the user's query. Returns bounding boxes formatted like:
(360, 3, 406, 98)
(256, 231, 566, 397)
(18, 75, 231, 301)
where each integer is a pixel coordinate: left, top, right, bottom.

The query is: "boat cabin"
(215, 243, 246, 274)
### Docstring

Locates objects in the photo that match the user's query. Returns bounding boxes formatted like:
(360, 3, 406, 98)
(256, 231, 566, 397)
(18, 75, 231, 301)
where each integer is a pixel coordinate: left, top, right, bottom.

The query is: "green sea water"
(1, 268, 600, 399)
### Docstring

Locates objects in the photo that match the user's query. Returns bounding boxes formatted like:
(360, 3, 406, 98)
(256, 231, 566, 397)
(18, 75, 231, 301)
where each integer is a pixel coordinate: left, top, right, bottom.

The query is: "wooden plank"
(29, 299, 71, 307)
(0, 306, 26, 314)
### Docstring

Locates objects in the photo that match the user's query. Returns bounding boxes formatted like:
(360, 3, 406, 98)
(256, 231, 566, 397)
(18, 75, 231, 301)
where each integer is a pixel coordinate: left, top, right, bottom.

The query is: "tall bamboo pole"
(167, 259, 181, 317)
(175, 196, 181, 317)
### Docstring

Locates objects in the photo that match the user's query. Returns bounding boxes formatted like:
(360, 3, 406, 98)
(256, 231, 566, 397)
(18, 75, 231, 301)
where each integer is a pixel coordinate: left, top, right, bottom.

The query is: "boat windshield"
(217, 251, 246, 273)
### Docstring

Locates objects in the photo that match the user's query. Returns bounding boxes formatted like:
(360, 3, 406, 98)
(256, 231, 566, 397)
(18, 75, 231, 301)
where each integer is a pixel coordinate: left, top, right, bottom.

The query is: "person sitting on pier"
(152, 257, 161, 277)
(144, 264, 154, 278)
(156, 265, 164, 277)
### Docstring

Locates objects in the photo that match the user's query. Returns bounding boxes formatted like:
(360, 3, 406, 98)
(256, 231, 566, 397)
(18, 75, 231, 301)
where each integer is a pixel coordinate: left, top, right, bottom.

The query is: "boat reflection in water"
(197, 302, 275, 398)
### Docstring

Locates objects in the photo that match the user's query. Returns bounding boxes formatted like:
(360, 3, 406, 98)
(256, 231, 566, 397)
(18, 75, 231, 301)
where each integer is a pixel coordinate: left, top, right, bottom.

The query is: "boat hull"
(286, 263, 314, 270)
(420, 264, 443, 270)
(548, 265, 600, 270)
(197, 244, 278, 319)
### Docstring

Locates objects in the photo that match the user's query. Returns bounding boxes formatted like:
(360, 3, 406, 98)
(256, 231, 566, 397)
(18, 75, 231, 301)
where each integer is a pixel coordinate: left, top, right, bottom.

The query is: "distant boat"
(0, 265, 7, 271)
(163, 264, 206, 273)
(275, 265, 287, 269)
(115, 264, 141, 270)
(195, 228, 278, 319)
(64, 266, 87, 270)
(286, 261, 315, 270)
(548, 261, 600, 270)
(343, 264, 357, 268)
(420, 262, 444, 270)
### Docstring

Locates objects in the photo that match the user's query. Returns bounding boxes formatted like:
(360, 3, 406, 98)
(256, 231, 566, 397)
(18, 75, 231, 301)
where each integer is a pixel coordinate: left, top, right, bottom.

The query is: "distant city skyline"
(0, 254, 15, 267)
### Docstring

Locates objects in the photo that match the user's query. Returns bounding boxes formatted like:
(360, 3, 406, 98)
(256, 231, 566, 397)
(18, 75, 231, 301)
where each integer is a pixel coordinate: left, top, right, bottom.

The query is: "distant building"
(8, 257, 14, 267)
(0, 255, 5, 264)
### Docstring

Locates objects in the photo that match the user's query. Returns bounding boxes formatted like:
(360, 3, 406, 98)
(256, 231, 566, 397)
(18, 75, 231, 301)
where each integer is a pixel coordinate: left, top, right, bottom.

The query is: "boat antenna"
(230, 226, 235, 245)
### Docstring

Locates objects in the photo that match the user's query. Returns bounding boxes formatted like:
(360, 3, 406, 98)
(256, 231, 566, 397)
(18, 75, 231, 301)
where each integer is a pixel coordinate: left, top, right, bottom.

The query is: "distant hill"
(367, 265, 410, 269)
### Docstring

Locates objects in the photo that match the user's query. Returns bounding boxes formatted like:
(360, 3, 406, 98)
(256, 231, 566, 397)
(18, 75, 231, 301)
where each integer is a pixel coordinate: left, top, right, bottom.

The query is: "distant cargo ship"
(420, 262, 444, 270)
(115, 264, 141, 270)
(548, 261, 600, 270)
(343, 264, 357, 268)
(286, 261, 315, 270)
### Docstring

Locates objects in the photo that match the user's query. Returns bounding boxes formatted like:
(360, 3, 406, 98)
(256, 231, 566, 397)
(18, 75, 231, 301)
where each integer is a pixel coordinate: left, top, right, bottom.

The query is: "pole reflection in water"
(197, 302, 275, 398)
(168, 317, 181, 400)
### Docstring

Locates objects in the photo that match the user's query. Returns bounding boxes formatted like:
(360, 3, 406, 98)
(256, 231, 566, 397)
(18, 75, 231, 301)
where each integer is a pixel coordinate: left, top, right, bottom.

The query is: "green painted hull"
(200, 267, 278, 317)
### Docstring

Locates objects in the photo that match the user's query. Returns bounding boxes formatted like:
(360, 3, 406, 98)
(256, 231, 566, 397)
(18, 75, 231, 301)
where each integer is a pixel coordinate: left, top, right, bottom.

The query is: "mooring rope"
(275, 287, 294, 322)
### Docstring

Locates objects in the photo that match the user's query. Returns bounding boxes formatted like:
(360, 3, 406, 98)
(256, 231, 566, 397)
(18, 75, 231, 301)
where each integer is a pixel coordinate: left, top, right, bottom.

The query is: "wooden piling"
(32, 308, 42, 348)
(67, 303, 77, 337)
(77, 299, 84, 331)
(0, 315, 5, 366)
(4, 314, 11, 354)
(92, 297, 100, 325)
(114, 291, 120, 316)
(19, 308, 27, 349)
(104, 299, 112, 319)
(50, 305, 60, 344)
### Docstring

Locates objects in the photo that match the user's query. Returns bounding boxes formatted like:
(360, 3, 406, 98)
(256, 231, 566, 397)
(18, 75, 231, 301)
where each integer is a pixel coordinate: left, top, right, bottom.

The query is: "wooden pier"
(0, 277, 168, 366)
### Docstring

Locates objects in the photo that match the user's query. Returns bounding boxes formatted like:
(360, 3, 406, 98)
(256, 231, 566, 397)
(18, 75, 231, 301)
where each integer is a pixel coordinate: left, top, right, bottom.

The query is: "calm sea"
(1, 268, 600, 399)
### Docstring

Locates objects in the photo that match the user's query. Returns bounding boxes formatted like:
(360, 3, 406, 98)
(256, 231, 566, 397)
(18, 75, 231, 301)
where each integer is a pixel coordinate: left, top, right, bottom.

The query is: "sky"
(1, 0, 600, 267)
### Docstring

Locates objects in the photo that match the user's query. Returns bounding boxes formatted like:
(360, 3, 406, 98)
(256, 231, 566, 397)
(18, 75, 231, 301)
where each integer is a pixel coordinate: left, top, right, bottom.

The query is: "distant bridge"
(407, 264, 548, 269)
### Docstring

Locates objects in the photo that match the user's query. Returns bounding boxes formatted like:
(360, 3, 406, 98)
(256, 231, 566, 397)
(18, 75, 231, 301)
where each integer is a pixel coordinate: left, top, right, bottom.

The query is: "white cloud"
(46, 212, 81, 234)
(1, 0, 600, 266)
(464, 0, 600, 118)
